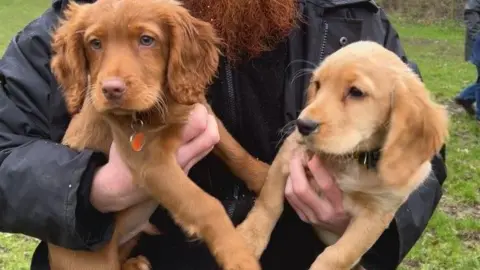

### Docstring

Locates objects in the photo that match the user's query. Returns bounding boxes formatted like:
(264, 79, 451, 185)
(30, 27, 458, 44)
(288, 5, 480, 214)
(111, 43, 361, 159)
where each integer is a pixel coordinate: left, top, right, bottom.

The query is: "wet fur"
(48, 0, 268, 269)
(236, 41, 449, 270)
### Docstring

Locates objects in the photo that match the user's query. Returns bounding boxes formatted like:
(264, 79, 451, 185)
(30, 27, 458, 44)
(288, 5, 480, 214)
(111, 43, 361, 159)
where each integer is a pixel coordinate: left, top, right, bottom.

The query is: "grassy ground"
(391, 16, 480, 270)
(0, 1, 478, 269)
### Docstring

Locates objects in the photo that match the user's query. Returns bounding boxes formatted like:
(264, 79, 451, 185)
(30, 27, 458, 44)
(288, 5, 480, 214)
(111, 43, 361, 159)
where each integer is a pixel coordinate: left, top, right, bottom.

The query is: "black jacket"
(0, 0, 447, 269)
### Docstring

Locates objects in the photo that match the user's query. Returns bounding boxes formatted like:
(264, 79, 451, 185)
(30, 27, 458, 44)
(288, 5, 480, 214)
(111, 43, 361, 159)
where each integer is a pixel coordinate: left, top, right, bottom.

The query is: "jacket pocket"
(314, 0, 380, 61)
(321, 17, 363, 60)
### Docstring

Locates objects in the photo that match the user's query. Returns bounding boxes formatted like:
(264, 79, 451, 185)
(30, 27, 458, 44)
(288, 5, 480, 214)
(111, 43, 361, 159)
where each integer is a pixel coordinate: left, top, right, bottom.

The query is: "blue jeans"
(458, 65, 480, 120)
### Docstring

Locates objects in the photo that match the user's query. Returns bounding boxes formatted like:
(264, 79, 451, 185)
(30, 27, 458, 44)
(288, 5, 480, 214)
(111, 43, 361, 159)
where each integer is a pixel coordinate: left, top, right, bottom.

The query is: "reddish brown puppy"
(48, 0, 268, 269)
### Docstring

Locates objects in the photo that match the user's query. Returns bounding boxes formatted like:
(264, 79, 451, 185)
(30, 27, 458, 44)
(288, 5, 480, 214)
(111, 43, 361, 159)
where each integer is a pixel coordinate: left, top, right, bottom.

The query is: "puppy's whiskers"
(153, 93, 168, 124)
(276, 120, 297, 148)
(290, 68, 315, 85)
(286, 59, 318, 70)
(85, 81, 94, 104)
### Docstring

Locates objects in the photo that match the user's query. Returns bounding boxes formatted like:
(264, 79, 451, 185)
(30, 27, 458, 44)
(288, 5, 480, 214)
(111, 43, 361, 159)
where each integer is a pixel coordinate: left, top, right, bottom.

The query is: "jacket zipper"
(224, 59, 237, 129)
(224, 21, 329, 217)
(224, 59, 240, 218)
(225, 21, 329, 217)
(319, 21, 329, 63)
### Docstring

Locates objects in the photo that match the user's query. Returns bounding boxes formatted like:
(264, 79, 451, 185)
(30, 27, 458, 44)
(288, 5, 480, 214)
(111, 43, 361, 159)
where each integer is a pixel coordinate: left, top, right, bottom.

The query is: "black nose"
(296, 118, 320, 136)
(102, 78, 126, 101)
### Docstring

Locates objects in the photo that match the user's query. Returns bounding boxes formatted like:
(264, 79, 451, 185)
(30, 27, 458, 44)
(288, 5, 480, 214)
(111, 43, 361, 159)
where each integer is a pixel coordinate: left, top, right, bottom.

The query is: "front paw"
(309, 259, 349, 270)
(121, 256, 151, 270)
(221, 249, 261, 270)
(236, 221, 270, 258)
(309, 252, 356, 270)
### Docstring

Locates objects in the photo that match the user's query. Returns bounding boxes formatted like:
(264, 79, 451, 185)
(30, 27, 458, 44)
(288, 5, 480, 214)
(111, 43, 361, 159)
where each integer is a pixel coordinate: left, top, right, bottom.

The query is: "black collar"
(353, 149, 382, 170)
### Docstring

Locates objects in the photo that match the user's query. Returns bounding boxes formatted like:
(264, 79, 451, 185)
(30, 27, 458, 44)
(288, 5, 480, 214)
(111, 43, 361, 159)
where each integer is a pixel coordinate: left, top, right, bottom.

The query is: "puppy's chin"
(92, 98, 159, 115)
(301, 135, 363, 156)
(107, 109, 135, 116)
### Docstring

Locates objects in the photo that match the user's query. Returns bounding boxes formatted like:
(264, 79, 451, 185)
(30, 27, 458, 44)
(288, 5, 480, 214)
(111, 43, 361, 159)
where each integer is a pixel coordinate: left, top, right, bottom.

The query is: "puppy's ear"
(378, 72, 448, 187)
(50, 2, 89, 115)
(165, 6, 221, 105)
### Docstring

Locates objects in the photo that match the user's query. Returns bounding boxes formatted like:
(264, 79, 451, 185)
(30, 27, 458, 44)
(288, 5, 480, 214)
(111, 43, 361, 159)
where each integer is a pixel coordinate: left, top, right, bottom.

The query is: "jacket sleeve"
(465, 0, 480, 40)
(361, 9, 448, 269)
(0, 3, 113, 250)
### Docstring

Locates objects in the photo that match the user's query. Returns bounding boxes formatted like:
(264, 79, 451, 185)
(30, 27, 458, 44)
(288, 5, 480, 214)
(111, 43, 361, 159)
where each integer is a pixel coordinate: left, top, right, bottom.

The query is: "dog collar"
(129, 112, 168, 152)
(353, 150, 382, 170)
(130, 113, 145, 152)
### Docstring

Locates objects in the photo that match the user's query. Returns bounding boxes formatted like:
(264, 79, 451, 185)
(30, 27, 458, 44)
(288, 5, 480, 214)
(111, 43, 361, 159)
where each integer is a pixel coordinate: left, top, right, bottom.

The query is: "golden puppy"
(47, 0, 268, 269)
(236, 40, 449, 270)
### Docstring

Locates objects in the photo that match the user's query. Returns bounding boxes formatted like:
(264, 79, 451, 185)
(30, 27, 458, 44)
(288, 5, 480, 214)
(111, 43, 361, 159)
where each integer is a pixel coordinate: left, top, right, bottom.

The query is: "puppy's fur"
(236, 41, 449, 270)
(48, 0, 268, 269)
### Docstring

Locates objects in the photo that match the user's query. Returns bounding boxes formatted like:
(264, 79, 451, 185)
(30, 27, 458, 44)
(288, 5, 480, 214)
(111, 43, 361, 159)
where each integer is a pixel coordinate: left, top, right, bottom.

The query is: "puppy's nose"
(296, 118, 320, 136)
(102, 78, 126, 101)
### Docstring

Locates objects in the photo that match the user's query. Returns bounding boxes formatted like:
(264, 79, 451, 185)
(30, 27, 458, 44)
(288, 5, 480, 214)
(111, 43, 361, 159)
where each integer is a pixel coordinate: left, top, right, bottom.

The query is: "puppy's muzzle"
(296, 118, 320, 136)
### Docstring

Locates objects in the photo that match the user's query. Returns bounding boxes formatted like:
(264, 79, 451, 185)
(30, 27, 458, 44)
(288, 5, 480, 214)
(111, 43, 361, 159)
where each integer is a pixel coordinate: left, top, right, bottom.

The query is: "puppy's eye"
(347, 87, 364, 98)
(313, 81, 320, 89)
(139, 35, 155, 46)
(90, 39, 102, 50)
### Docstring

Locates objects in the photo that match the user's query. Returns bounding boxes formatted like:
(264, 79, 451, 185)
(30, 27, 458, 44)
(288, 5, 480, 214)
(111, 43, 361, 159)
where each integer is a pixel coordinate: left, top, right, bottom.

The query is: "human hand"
(285, 152, 350, 234)
(90, 103, 220, 213)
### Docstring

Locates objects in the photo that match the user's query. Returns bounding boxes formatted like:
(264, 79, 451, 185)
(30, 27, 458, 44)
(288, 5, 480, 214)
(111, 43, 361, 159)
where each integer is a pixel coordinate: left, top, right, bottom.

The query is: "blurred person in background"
(454, 0, 480, 123)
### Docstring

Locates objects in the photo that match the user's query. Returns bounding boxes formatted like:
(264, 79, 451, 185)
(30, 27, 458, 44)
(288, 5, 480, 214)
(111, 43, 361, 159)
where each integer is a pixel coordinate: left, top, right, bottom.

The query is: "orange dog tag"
(130, 132, 145, 152)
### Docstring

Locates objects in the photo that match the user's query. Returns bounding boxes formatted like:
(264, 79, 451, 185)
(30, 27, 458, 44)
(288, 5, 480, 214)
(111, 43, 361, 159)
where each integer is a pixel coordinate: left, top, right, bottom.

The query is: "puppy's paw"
(309, 253, 351, 270)
(221, 250, 261, 270)
(121, 256, 151, 270)
(213, 230, 262, 270)
(309, 262, 348, 270)
(236, 221, 269, 258)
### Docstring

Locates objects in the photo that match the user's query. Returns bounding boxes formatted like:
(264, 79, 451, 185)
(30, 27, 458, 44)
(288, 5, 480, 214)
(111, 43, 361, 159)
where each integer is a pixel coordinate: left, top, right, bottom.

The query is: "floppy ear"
(378, 73, 448, 187)
(50, 2, 89, 115)
(165, 7, 221, 105)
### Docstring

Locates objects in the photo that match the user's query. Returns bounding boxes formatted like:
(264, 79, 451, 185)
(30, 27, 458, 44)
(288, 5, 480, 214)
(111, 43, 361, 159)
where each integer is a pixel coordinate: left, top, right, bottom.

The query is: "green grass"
(0, 2, 479, 270)
(390, 15, 480, 270)
(0, 2, 51, 269)
(0, 0, 50, 53)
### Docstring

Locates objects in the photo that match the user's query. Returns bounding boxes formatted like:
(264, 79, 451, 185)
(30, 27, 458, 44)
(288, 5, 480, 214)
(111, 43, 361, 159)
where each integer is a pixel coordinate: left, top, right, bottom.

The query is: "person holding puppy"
(0, 0, 447, 269)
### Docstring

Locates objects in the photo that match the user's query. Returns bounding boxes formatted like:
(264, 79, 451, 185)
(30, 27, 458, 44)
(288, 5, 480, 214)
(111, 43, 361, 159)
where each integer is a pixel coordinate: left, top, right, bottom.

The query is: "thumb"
(142, 222, 162, 235)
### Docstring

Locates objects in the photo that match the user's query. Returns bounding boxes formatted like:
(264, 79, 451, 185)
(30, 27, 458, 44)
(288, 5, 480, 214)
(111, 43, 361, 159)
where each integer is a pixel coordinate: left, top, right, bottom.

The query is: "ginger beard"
(183, 0, 298, 62)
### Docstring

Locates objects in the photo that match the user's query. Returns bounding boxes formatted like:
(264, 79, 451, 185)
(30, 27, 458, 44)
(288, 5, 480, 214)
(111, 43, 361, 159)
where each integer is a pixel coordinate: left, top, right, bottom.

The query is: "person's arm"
(0, 3, 113, 250)
(465, 0, 480, 40)
(360, 9, 448, 269)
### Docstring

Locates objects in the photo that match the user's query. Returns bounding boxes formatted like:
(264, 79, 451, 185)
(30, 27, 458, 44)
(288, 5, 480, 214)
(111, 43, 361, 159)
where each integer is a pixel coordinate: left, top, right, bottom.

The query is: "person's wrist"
(76, 151, 114, 247)
(90, 163, 116, 213)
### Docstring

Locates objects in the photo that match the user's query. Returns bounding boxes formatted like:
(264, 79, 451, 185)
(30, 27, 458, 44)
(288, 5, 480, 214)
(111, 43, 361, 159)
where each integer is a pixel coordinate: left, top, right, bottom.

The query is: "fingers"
(115, 188, 150, 211)
(308, 156, 344, 213)
(141, 222, 162, 236)
(94, 104, 216, 213)
(177, 114, 219, 170)
(286, 152, 334, 223)
(285, 176, 308, 222)
(286, 153, 350, 231)
(286, 153, 319, 224)
(181, 103, 208, 143)
(118, 234, 142, 262)
(182, 146, 214, 173)
(91, 155, 149, 213)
